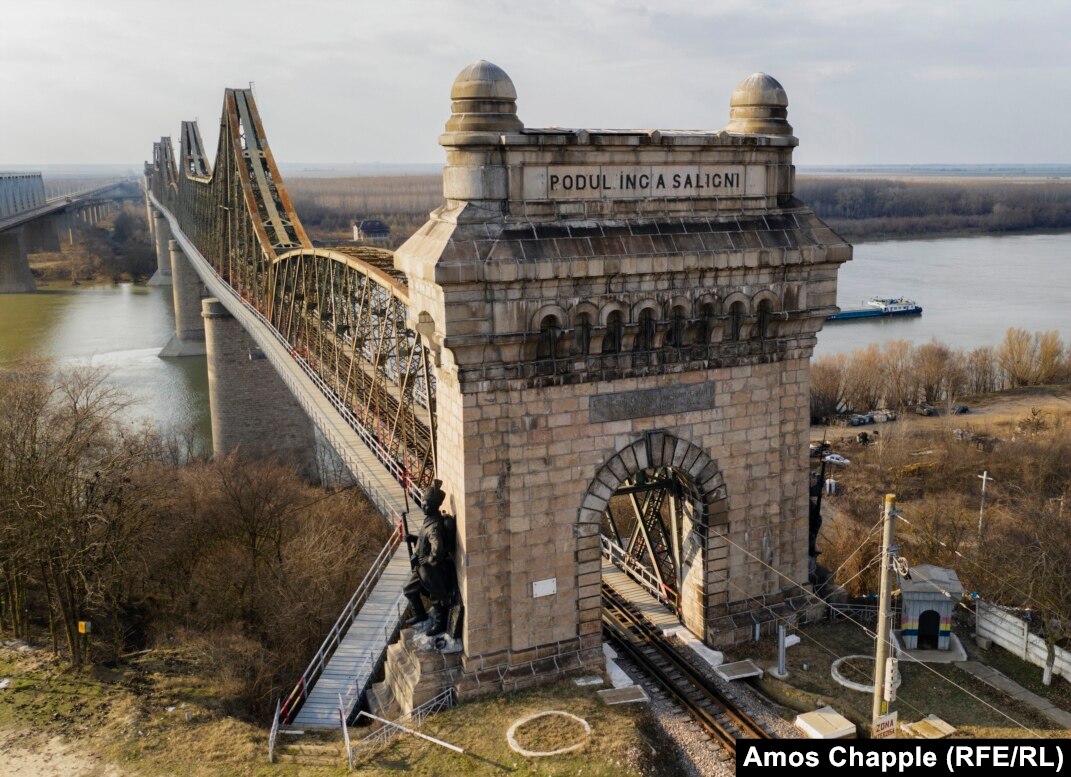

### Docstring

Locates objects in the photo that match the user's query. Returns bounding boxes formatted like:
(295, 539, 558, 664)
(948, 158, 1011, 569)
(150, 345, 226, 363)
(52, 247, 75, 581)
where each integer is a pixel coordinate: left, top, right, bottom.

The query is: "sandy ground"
(812, 385, 1071, 444)
(0, 730, 125, 777)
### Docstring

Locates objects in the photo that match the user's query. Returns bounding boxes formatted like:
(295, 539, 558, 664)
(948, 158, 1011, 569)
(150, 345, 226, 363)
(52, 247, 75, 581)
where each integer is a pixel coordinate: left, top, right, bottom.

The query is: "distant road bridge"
(0, 173, 135, 292)
(146, 62, 851, 733)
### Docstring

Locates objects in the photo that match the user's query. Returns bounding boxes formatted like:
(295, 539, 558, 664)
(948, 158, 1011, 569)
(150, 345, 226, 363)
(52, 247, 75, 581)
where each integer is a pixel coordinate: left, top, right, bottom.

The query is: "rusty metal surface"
(149, 89, 437, 495)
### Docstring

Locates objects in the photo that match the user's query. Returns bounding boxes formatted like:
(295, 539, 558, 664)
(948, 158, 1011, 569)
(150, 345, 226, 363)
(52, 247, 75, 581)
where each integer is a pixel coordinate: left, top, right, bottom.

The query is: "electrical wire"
(832, 551, 882, 593)
(826, 512, 886, 582)
(711, 528, 1045, 736)
(896, 510, 1063, 617)
(725, 577, 933, 723)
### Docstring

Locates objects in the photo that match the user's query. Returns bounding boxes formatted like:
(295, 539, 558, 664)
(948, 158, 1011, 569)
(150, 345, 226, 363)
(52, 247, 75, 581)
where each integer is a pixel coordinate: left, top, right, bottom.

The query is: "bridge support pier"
(202, 297, 318, 481)
(0, 228, 36, 293)
(147, 209, 172, 286)
(24, 217, 61, 254)
(159, 240, 206, 357)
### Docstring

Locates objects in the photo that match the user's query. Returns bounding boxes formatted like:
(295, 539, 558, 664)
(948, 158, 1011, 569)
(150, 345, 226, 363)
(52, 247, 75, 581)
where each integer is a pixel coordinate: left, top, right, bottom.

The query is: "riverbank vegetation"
(812, 331, 1071, 672)
(0, 361, 390, 717)
(29, 203, 156, 283)
(811, 328, 1071, 420)
(800, 177, 1071, 241)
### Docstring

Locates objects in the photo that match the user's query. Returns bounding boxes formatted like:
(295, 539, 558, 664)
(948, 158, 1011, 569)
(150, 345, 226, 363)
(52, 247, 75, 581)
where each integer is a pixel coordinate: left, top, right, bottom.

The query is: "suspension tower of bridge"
(394, 62, 851, 696)
(143, 63, 851, 717)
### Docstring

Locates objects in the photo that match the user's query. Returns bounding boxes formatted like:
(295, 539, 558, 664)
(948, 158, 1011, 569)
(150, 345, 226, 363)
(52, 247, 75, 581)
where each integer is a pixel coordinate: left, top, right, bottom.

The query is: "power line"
(724, 576, 935, 723)
(896, 510, 1062, 617)
(826, 512, 885, 581)
(710, 528, 1044, 736)
(832, 551, 883, 593)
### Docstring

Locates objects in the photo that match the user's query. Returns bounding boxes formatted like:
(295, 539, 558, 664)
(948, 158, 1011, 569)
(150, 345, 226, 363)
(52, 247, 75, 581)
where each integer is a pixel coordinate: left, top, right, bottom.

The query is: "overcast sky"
(2, 0, 1068, 167)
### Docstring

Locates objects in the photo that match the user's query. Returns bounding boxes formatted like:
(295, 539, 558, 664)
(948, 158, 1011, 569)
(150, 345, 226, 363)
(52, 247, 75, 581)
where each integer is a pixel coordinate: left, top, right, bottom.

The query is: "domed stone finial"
(725, 73, 793, 136)
(446, 60, 523, 133)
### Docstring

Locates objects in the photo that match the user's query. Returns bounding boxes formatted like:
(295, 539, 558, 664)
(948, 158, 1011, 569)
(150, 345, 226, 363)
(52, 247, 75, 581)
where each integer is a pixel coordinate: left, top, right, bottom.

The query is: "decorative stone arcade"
(395, 61, 851, 696)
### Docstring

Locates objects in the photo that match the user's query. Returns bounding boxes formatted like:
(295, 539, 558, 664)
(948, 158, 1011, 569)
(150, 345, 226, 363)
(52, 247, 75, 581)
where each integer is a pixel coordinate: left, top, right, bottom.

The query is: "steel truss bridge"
(150, 89, 686, 587)
(0, 178, 133, 234)
(150, 89, 698, 733)
(147, 89, 437, 500)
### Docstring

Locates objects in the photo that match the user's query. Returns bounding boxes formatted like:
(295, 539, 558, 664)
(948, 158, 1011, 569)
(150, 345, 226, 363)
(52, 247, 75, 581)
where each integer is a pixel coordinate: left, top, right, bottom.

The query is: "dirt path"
(812, 385, 1071, 444)
(0, 730, 126, 777)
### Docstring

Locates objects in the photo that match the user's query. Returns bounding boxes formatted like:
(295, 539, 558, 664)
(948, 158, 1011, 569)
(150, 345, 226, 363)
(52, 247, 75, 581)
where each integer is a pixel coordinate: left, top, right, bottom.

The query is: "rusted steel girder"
(148, 89, 437, 497)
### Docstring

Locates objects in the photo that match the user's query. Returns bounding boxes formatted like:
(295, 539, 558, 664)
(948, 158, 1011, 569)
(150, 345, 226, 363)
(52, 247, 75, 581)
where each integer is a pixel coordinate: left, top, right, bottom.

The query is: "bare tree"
(0, 362, 165, 663)
(810, 354, 846, 421)
(997, 327, 1039, 387)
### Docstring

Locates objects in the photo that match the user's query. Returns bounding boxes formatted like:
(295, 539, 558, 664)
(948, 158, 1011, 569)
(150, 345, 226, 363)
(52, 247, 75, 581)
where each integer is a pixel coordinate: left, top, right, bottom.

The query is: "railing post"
(269, 698, 281, 763)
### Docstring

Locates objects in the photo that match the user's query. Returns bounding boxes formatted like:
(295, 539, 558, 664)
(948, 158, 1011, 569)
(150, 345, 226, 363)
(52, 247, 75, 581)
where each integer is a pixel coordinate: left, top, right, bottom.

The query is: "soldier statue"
(403, 480, 458, 637)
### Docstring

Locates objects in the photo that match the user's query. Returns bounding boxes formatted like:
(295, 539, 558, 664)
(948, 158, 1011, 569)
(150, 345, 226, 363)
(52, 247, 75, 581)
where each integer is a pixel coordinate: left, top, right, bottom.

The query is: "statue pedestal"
(367, 627, 462, 718)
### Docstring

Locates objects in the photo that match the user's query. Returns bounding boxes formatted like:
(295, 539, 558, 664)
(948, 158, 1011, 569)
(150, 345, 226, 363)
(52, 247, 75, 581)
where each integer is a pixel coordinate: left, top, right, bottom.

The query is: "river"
(0, 282, 212, 454)
(816, 232, 1071, 357)
(1, 232, 1068, 440)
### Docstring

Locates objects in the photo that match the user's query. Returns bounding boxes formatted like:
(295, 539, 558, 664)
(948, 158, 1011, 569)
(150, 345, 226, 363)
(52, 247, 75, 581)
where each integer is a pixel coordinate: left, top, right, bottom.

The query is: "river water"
(816, 232, 1071, 357)
(0, 282, 212, 453)
(1, 232, 1068, 440)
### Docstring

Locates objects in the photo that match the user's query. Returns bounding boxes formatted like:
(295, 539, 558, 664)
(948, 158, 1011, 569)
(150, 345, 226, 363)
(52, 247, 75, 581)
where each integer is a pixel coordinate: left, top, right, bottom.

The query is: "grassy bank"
(0, 640, 683, 776)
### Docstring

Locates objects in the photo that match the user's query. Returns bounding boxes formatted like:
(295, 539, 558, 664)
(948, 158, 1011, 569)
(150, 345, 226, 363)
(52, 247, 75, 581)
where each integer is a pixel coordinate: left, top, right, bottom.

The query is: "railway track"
(601, 584, 771, 755)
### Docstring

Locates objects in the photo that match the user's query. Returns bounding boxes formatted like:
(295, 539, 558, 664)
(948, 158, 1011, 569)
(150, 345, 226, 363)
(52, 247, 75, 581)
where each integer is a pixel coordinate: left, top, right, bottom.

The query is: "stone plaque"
(589, 382, 716, 423)
(522, 165, 759, 200)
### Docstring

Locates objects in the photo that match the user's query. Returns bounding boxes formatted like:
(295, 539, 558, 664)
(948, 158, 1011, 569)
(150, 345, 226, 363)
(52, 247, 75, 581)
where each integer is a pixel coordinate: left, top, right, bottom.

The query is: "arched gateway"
(580, 431, 729, 641)
(395, 61, 852, 699)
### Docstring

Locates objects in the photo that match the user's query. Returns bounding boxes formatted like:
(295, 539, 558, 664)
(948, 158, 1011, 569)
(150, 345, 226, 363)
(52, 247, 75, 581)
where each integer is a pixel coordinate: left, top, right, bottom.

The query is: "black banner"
(737, 740, 1067, 775)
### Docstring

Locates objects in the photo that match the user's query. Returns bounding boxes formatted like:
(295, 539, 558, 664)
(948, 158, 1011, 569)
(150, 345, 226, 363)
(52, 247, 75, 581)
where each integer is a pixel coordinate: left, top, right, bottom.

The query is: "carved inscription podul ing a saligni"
(522, 165, 766, 201)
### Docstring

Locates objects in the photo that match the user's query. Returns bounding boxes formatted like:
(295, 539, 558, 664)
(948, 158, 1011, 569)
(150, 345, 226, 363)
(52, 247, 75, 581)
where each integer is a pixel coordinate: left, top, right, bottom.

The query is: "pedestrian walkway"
(601, 558, 680, 631)
(956, 660, 1071, 728)
(292, 546, 411, 729)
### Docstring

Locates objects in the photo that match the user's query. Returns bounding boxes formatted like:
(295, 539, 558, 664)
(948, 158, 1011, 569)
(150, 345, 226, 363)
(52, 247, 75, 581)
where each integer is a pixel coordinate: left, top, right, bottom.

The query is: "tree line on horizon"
(284, 174, 1071, 245)
(798, 176, 1071, 240)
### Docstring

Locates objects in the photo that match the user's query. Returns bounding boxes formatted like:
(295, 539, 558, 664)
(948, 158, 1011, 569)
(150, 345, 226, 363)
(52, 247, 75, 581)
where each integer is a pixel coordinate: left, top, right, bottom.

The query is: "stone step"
(276, 742, 343, 756)
(274, 752, 342, 765)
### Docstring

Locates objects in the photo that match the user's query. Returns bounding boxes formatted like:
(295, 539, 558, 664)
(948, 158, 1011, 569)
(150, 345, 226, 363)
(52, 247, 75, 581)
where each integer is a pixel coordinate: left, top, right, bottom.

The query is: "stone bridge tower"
(395, 62, 851, 696)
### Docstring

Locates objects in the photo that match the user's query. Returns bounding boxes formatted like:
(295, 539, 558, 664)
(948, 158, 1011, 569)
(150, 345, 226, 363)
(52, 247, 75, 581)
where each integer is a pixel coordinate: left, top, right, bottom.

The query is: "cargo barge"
(828, 297, 922, 321)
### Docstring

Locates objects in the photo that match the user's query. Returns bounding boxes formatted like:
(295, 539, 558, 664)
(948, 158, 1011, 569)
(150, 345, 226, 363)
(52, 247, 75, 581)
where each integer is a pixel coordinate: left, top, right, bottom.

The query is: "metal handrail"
(279, 528, 402, 723)
(151, 194, 426, 509)
(827, 601, 899, 622)
(338, 648, 375, 719)
(601, 535, 679, 610)
(268, 698, 281, 763)
(151, 200, 418, 735)
(338, 693, 353, 770)
(349, 687, 456, 758)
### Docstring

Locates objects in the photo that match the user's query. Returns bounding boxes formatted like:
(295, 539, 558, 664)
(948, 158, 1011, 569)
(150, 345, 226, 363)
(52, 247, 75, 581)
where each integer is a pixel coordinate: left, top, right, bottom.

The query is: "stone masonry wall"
(394, 64, 850, 695)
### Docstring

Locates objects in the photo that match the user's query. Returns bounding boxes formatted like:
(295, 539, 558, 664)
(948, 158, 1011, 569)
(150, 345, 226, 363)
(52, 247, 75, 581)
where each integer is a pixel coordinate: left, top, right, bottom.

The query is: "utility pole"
(977, 471, 994, 534)
(872, 493, 897, 735)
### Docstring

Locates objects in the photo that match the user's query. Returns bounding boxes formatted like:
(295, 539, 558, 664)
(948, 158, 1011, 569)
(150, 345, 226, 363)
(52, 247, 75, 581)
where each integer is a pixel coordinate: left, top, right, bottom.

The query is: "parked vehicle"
(915, 403, 936, 416)
(951, 404, 969, 414)
(810, 441, 831, 458)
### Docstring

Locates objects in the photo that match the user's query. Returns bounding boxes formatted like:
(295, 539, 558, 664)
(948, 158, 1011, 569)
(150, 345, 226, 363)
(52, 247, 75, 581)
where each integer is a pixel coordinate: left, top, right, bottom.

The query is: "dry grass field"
(286, 176, 441, 247)
(0, 641, 682, 777)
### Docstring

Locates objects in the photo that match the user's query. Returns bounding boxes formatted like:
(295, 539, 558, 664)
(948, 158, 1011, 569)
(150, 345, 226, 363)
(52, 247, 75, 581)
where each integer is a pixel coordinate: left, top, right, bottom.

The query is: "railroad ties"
(601, 583, 771, 755)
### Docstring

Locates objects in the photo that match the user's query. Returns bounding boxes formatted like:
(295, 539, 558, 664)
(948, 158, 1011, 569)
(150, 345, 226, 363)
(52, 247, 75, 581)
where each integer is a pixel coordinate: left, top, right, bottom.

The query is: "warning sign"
(872, 711, 898, 739)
